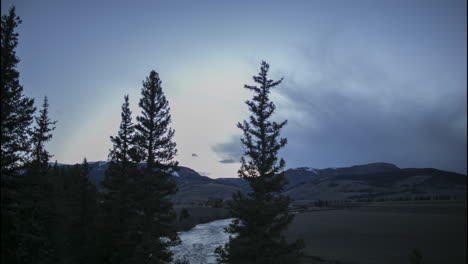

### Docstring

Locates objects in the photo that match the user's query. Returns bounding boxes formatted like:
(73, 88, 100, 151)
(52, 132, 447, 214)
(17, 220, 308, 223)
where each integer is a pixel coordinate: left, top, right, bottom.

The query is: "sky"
(2, 0, 467, 176)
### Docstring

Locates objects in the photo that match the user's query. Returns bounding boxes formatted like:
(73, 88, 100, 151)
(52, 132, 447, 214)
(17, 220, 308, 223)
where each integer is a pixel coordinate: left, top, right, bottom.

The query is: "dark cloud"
(211, 135, 243, 164)
(271, 45, 467, 174)
(213, 41, 466, 174)
(210, 4, 466, 174)
(192, 153, 198, 157)
(219, 159, 237, 164)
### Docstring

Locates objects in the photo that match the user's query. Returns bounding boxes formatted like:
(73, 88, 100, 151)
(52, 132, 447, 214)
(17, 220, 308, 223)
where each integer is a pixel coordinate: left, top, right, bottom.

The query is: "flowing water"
(171, 218, 234, 264)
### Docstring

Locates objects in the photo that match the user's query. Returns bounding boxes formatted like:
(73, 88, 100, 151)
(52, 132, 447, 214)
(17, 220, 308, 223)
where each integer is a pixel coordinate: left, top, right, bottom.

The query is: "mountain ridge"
(52, 161, 467, 202)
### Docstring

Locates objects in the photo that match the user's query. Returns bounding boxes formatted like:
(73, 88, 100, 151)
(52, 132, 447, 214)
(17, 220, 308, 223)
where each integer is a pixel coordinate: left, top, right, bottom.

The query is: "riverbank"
(174, 206, 231, 231)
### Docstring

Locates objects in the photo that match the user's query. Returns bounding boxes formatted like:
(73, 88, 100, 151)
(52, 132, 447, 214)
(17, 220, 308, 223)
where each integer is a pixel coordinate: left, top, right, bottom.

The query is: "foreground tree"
(133, 70, 179, 263)
(17, 96, 57, 263)
(99, 95, 140, 263)
(107, 95, 138, 166)
(1, 6, 35, 172)
(1, 7, 36, 263)
(30, 97, 57, 166)
(216, 61, 303, 264)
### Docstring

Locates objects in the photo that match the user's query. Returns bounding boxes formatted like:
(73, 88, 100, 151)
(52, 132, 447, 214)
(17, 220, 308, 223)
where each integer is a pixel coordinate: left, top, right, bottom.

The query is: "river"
(170, 218, 234, 264)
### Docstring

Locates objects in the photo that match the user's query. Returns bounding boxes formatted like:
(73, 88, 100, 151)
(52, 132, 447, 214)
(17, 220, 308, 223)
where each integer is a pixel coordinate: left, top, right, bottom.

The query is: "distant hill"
(64, 161, 244, 203)
(214, 162, 402, 191)
(58, 161, 467, 202)
(282, 163, 466, 200)
(283, 166, 467, 201)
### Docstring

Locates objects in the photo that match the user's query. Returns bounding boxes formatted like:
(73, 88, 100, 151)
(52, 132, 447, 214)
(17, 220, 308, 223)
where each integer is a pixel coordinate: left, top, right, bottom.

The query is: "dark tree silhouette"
(108, 95, 139, 165)
(1, 7, 36, 263)
(31, 96, 57, 166)
(99, 95, 141, 263)
(135, 71, 178, 170)
(16, 96, 57, 263)
(216, 61, 303, 264)
(1, 7, 35, 172)
(133, 70, 179, 263)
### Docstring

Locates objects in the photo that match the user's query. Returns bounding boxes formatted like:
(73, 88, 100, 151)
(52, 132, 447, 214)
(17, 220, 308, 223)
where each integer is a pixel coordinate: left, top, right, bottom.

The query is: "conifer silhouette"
(100, 95, 141, 263)
(1, 7, 36, 263)
(216, 61, 303, 264)
(133, 70, 179, 263)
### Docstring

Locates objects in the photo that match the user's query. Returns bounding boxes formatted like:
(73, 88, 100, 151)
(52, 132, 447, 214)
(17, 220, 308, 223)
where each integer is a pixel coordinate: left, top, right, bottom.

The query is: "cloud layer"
(213, 33, 467, 174)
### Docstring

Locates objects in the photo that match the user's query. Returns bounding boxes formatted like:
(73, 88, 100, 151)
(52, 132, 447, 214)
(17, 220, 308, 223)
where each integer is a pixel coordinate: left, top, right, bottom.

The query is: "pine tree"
(1, 7, 36, 264)
(216, 61, 303, 264)
(16, 96, 58, 263)
(1, 6, 36, 171)
(99, 95, 140, 263)
(108, 95, 138, 166)
(133, 70, 179, 263)
(30, 96, 57, 166)
(135, 71, 177, 171)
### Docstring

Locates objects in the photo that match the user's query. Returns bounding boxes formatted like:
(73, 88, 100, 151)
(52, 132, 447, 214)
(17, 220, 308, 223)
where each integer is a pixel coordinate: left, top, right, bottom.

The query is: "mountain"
(212, 163, 466, 201)
(284, 166, 466, 200)
(74, 162, 244, 203)
(172, 166, 214, 186)
(58, 161, 467, 202)
(213, 162, 401, 191)
(54, 161, 216, 190)
(170, 167, 245, 203)
(214, 178, 251, 190)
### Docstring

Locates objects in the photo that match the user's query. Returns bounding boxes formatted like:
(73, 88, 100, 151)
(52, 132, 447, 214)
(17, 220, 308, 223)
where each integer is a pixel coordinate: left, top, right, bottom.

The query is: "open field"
(285, 201, 467, 264)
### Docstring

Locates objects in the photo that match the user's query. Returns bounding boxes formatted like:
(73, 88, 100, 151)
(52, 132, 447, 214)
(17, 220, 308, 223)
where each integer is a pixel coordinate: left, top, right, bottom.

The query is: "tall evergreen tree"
(1, 7, 36, 264)
(135, 71, 177, 170)
(17, 96, 57, 264)
(108, 95, 138, 165)
(216, 61, 303, 264)
(1, 6, 35, 172)
(99, 95, 140, 263)
(133, 70, 179, 264)
(30, 96, 57, 166)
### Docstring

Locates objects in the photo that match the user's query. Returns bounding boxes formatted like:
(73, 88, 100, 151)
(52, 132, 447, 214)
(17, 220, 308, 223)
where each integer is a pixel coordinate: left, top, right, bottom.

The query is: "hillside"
(64, 161, 467, 202)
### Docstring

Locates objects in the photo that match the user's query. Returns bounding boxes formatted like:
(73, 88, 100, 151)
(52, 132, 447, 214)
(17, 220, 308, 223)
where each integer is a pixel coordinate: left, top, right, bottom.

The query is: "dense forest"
(1, 7, 179, 264)
(1, 7, 300, 264)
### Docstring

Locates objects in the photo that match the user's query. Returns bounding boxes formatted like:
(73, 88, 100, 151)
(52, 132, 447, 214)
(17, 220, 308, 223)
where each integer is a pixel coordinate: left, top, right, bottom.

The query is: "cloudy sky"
(2, 0, 466, 176)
